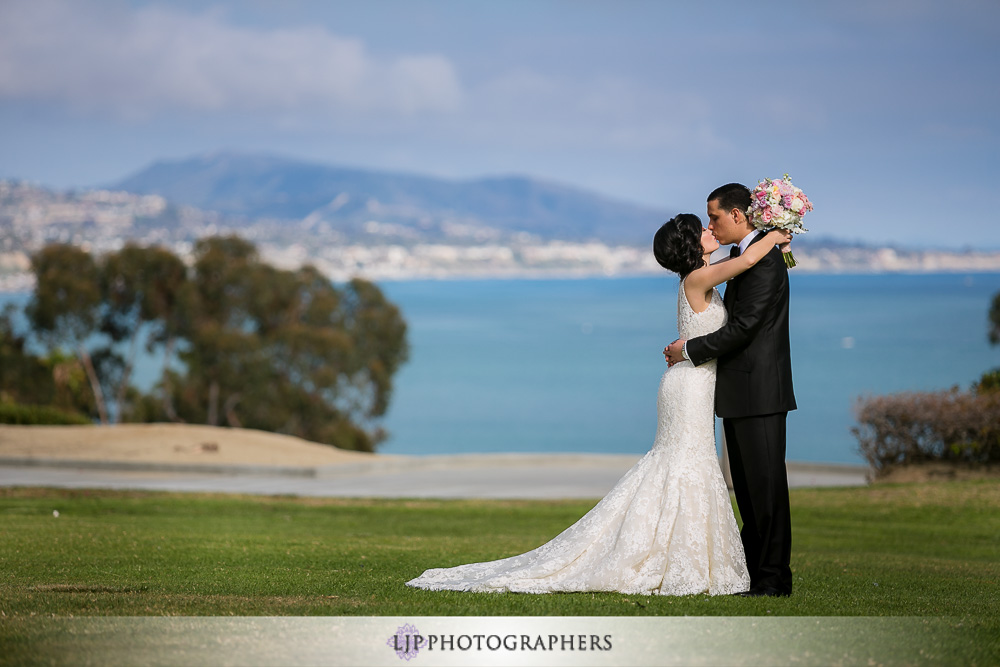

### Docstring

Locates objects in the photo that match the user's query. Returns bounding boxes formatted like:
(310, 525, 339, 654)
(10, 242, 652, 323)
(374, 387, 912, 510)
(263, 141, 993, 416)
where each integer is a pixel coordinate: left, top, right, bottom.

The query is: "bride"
(406, 215, 791, 596)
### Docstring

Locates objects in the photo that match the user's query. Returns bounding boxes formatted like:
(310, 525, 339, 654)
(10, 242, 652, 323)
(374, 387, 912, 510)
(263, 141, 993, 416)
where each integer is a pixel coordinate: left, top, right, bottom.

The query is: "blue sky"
(0, 0, 997, 248)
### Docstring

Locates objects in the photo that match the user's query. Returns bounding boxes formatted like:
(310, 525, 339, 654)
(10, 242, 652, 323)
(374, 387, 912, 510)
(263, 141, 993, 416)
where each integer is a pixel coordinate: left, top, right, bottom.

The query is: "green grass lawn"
(1, 481, 998, 660)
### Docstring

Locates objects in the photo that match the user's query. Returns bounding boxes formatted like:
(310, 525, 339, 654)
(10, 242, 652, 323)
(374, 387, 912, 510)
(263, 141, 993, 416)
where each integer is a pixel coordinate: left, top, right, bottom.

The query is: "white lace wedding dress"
(406, 280, 750, 596)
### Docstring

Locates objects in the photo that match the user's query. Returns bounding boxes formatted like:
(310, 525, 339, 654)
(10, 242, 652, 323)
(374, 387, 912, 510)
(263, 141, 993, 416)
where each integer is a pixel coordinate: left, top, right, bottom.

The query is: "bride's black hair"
(652, 213, 704, 277)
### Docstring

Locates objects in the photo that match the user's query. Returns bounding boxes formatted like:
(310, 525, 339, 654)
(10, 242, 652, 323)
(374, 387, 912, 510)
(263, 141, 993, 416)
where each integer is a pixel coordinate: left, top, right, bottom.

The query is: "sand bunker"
(0, 423, 382, 467)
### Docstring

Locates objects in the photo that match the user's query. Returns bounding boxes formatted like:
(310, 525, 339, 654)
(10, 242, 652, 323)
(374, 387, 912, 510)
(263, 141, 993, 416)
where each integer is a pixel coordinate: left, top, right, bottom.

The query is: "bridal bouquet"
(747, 174, 813, 268)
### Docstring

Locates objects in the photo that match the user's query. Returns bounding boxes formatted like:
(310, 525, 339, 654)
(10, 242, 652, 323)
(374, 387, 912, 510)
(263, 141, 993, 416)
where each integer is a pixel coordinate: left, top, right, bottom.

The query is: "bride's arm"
(685, 229, 791, 293)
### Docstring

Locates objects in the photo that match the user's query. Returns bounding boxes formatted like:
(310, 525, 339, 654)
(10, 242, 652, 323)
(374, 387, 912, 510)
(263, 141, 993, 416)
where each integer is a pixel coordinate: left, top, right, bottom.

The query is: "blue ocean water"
(377, 273, 1000, 464)
(4, 272, 999, 465)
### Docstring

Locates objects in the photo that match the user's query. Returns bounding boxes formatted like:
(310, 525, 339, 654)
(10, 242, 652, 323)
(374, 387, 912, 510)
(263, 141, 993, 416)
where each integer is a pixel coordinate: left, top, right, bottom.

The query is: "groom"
(664, 182, 796, 597)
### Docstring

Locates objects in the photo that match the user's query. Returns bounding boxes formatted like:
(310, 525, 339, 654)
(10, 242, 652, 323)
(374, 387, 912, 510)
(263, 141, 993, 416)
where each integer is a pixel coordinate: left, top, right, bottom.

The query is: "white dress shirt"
(737, 229, 762, 256)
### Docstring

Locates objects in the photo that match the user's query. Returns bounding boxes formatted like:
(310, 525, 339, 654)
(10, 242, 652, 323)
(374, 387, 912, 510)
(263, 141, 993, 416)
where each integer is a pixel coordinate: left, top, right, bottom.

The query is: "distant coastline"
(3, 171, 1000, 288)
(3, 243, 1000, 290)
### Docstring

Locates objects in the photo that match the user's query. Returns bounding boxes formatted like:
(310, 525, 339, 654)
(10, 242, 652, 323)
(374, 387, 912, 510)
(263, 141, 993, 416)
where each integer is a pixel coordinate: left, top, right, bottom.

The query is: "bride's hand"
(664, 339, 686, 366)
(767, 229, 793, 253)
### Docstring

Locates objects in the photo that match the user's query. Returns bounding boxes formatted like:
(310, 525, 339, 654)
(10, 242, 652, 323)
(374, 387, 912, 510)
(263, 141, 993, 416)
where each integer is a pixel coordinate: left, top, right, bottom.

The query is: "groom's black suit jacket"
(686, 233, 796, 418)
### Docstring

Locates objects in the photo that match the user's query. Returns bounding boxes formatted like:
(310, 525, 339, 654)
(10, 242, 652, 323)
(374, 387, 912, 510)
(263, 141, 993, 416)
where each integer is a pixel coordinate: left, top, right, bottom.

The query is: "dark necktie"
(730, 245, 740, 258)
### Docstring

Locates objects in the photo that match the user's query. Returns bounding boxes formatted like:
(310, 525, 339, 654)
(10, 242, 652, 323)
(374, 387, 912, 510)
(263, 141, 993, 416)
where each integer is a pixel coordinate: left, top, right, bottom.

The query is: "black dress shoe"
(737, 586, 790, 598)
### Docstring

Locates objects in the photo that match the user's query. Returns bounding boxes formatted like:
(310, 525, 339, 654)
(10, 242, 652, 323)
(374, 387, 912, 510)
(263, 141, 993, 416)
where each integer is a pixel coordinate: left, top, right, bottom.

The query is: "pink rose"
(761, 207, 773, 223)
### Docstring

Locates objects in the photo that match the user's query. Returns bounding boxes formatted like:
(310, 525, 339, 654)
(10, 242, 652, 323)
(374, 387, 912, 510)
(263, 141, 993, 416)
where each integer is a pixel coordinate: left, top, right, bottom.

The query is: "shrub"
(977, 368, 1000, 394)
(0, 402, 92, 426)
(852, 389, 1000, 477)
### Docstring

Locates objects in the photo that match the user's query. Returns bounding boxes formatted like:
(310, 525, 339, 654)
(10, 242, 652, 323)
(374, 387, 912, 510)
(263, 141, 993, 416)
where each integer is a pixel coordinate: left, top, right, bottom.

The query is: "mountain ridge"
(110, 151, 673, 245)
(3, 177, 1000, 287)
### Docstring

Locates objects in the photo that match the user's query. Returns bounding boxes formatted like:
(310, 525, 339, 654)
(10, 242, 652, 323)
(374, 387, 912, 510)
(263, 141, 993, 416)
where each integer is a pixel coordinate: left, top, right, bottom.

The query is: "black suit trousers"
(724, 412, 793, 594)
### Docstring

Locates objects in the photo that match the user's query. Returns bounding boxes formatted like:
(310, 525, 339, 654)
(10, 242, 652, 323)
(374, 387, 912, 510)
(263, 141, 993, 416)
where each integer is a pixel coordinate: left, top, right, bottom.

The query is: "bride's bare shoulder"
(682, 273, 713, 313)
(685, 260, 730, 292)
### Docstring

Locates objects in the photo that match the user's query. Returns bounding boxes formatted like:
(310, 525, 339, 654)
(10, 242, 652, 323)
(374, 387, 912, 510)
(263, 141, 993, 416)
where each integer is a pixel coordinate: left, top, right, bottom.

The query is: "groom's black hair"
(653, 214, 703, 277)
(707, 183, 752, 218)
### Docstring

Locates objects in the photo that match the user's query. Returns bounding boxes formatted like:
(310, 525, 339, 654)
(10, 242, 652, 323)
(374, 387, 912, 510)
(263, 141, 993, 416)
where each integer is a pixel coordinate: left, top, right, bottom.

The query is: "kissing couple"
(407, 182, 796, 599)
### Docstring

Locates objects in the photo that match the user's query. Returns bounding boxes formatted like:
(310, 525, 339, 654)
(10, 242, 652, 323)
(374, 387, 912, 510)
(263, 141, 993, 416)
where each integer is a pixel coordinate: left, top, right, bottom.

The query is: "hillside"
(4, 174, 1000, 285)
(111, 152, 670, 244)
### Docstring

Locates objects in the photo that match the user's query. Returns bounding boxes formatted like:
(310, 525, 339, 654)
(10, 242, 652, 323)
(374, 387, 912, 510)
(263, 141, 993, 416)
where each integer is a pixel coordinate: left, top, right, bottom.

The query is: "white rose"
(790, 198, 803, 212)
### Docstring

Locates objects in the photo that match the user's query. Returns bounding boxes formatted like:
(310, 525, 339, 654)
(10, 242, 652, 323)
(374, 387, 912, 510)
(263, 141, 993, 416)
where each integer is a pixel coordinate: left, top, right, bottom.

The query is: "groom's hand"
(664, 339, 687, 366)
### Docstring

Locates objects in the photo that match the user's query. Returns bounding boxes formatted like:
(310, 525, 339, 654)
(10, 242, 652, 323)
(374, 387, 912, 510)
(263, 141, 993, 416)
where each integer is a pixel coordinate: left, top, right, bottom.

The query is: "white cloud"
(0, 0, 463, 118)
(466, 71, 728, 154)
(0, 0, 731, 158)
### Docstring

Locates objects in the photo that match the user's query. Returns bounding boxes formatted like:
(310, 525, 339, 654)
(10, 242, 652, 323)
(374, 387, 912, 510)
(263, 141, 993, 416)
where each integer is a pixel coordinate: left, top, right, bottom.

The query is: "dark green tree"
(141, 246, 190, 422)
(339, 277, 410, 425)
(21, 236, 408, 450)
(979, 291, 1000, 394)
(180, 236, 260, 426)
(166, 236, 409, 451)
(103, 244, 189, 422)
(0, 304, 95, 422)
(102, 244, 153, 421)
(990, 291, 1000, 345)
(27, 244, 109, 423)
(0, 305, 55, 406)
